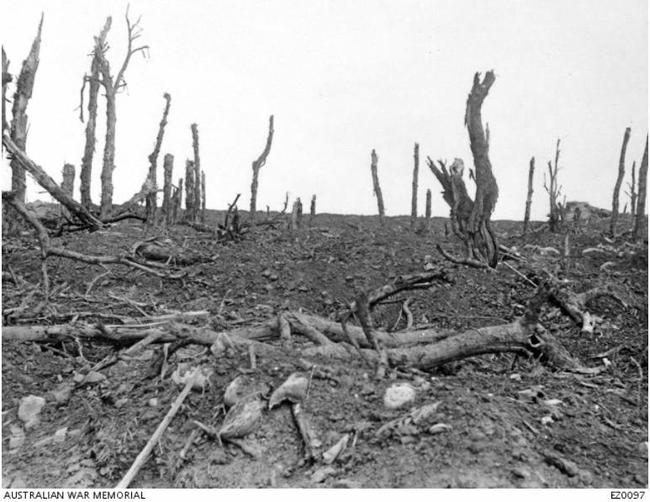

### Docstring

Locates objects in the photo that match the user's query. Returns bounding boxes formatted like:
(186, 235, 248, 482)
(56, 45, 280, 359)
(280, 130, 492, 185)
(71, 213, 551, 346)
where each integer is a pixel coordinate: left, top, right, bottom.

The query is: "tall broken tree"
(201, 171, 206, 223)
(190, 123, 202, 223)
(185, 160, 195, 221)
(627, 161, 637, 219)
(633, 136, 648, 240)
(161, 153, 174, 226)
(428, 71, 499, 268)
(249, 115, 274, 228)
(411, 142, 419, 230)
(309, 195, 316, 228)
(610, 127, 631, 236)
(145, 93, 171, 223)
(544, 139, 564, 232)
(79, 17, 111, 209)
(94, 8, 148, 218)
(2, 48, 10, 134)
(523, 157, 535, 235)
(370, 149, 385, 226)
(10, 14, 43, 205)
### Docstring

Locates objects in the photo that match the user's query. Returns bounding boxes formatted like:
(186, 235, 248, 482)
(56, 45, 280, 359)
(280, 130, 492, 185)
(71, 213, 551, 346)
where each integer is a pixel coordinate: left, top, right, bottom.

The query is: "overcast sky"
(1, 0, 647, 220)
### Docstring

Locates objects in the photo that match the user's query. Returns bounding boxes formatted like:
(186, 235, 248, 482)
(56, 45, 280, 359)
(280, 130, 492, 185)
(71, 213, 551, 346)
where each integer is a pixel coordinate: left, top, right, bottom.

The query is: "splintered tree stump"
(610, 127, 631, 237)
(370, 149, 385, 226)
(60, 163, 75, 219)
(523, 157, 535, 235)
(145, 93, 171, 223)
(161, 153, 174, 225)
(185, 159, 195, 221)
(191, 123, 201, 223)
(10, 14, 43, 204)
(633, 136, 648, 239)
(249, 115, 274, 228)
(80, 17, 111, 209)
(411, 142, 419, 230)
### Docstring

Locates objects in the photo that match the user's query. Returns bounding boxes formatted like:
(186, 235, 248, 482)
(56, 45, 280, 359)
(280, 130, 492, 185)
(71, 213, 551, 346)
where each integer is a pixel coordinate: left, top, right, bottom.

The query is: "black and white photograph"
(1, 0, 647, 493)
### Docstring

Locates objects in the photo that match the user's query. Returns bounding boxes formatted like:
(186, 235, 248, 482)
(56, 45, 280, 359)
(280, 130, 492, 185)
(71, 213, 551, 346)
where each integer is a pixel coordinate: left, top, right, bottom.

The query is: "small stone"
(578, 469, 593, 485)
(48, 382, 74, 405)
(637, 441, 648, 458)
(541, 415, 554, 426)
(269, 274, 279, 281)
(148, 398, 159, 407)
(9, 425, 25, 449)
(423, 263, 437, 271)
(311, 466, 336, 483)
(53, 427, 68, 443)
(383, 383, 416, 409)
(18, 395, 46, 429)
(345, 276, 353, 282)
(509, 373, 522, 381)
(512, 467, 530, 479)
(262, 269, 272, 278)
(429, 423, 452, 435)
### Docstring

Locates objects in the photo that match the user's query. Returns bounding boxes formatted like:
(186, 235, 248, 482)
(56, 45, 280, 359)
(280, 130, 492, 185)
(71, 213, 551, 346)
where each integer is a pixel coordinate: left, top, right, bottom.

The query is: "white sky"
(1, 0, 647, 220)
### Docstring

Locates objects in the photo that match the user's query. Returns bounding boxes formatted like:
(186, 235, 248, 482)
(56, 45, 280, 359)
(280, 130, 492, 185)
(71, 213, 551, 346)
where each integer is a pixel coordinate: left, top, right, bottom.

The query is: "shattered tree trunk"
(544, 139, 563, 232)
(425, 189, 432, 232)
(2, 135, 102, 230)
(145, 93, 171, 223)
(60, 163, 75, 219)
(2, 48, 10, 134)
(96, 11, 148, 219)
(610, 127, 631, 236)
(201, 171, 206, 223)
(523, 157, 535, 235)
(309, 195, 316, 227)
(80, 17, 111, 209)
(629, 162, 637, 218)
(370, 149, 385, 226)
(10, 15, 43, 204)
(161, 153, 173, 226)
(290, 198, 302, 231)
(249, 115, 274, 228)
(428, 71, 499, 267)
(185, 160, 195, 221)
(172, 178, 183, 224)
(633, 136, 648, 239)
(411, 142, 419, 230)
(191, 123, 201, 223)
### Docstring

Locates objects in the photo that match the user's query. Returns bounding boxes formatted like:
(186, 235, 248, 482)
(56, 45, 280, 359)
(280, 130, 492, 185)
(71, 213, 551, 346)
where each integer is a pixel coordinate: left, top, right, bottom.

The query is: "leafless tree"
(249, 115, 274, 227)
(610, 127, 631, 236)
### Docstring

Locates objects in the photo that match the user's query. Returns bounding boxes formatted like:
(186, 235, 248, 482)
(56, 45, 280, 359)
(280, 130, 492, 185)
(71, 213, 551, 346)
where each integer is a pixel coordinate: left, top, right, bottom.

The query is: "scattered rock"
(9, 425, 25, 450)
(543, 450, 579, 477)
(383, 383, 416, 409)
(53, 427, 68, 443)
(148, 398, 159, 407)
(512, 466, 530, 479)
(637, 441, 648, 458)
(18, 395, 46, 429)
(268, 372, 309, 409)
(578, 469, 593, 485)
(311, 466, 336, 483)
(429, 423, 452, 435)
(323, 434, 350, 464)
(73, 371, 106, 384)
(48, 382, 74, 405)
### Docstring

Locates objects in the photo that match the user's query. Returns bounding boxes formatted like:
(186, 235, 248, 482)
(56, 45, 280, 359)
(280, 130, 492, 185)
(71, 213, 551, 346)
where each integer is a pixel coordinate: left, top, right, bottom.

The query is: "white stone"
(383, 383, 416, 409)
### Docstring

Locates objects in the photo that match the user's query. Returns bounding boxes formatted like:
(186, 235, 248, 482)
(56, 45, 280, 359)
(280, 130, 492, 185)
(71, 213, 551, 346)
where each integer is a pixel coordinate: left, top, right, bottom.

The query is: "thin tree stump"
(411, 142, 419, 230)
(249, 115, 274, 228)
(633, 136, 648, 239)
(161, 153, 174, 226)
(610, 127, 631, 236)
(523, 157, 535, 235)
(370, 149, 385, 226)
(145, 93, 171, 223)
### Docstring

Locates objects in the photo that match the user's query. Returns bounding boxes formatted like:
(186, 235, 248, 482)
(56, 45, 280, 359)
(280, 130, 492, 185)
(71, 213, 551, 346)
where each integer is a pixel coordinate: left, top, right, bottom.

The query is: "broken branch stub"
(249, 115, 274, 228)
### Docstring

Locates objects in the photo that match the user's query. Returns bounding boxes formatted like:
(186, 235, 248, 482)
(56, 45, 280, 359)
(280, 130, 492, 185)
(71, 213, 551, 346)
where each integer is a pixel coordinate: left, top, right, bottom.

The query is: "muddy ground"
(2, 212, 647, 488)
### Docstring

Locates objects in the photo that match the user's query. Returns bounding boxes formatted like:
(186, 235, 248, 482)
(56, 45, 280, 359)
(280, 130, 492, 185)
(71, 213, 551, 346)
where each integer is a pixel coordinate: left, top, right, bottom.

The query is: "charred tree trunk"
(633, 136, 648, 239)
(425, 188, 432, 232)
(370, 149, 385, 226)
(465, 71, 498, 267)
(249, 115, 274, 228)
(79, 17, 111, 209)
(523, 157, 535, 235)
(411, 142, 419, 230)
(145, 93, 171, 223)
(428, 71, 499, 268)
(190, 123, 201, 223)
(610, 127, 631, 236)
(173, 178, 183, 224)
(201, 171, 206, 223)
(161, 153, 173, 226)
(309, 195, 316, 227)
(2, 48, 10, 134)
(60, 163, 75, 219)
(629, 161, 637, 218)
(95, 9, 148, 219)
(544, 139, 563, 232)
(185, 160, 195, 221)
(10, 15, 43, 204)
